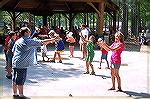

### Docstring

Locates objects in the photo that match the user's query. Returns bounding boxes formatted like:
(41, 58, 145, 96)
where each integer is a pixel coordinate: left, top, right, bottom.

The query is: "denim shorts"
(7, 53, 13, 67)
(101, 54, 108, 59)
(12, 68, 27, 85)
(111, 63, 121, 69)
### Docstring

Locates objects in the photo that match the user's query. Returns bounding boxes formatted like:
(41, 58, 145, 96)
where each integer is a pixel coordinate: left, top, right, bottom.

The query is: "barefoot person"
(97, 38, 109, 69)
(80, 32, 96, 75)
(98, 31, 125, 92)
(49, 30, 65, 63)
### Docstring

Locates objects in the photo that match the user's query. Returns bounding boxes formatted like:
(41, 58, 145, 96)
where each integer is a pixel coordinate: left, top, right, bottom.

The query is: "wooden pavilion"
(0, 0, 119, 34)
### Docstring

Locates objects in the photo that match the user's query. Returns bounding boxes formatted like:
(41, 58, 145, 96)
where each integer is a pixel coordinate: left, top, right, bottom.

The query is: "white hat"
(98, 38, 103, 42)
(67, 32, 73, 37)
(48, 30, 55, 35)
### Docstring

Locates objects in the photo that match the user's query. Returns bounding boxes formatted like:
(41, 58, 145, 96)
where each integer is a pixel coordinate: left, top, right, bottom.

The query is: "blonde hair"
(115, 31, 124, 43)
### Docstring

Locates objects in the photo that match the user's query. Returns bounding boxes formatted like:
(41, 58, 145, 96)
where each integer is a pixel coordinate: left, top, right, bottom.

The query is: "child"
(49, 30, 65, 63)
(6, 31, 16, 79)
(80, 32, 96, 75)
(66, 32, 76, 57)
(97, 38, 109, 69)
(41, 44, 49, 61)
(98, 31, 125, 92)
(12, 27, 57, 98)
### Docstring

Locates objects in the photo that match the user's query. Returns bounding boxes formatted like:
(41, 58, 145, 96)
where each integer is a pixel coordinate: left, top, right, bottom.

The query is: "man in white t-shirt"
(79, 24, 89, 60)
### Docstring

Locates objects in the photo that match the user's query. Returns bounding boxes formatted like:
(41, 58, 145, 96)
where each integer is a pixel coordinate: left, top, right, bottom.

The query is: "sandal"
(49, 60, 55, 63)
(105, 67, 110, 69)
(83, 71, 89, 74)
(108, 88, 115, 90)
(90, 71, 95, 75)
(116, 89, 123, 92)
(59, 60, 62, 63)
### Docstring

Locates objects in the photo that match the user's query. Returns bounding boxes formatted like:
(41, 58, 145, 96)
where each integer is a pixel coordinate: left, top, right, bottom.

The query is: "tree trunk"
(121, 0, 128, 39)
(131, 0, 140, 37)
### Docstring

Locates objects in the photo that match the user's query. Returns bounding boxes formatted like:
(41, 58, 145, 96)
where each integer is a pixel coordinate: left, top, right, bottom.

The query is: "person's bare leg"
(53, 52, 57, 60)
(70, 46, 74, 57)
(45, 54, 49, 60)
(72, 46, 74, 57)
(6, 63, 12, 75)
(98, 59, 102, 69)
(57, 52, 62, 62)
(106, 59, 110, 69)
(69, 46, 72, 57)
(80, 44, 83, 59)
(90, 63, 95, 75)
(81, 44, 85, 59)
(109, 68, 115, 90)
(115, 69, 122, 90)
(84, 61, 89, 74)
(83, 47, 87, 59)
(12, 83, 18, 95)
(18, 85, 24, 97)
(42, 57, 45, 61)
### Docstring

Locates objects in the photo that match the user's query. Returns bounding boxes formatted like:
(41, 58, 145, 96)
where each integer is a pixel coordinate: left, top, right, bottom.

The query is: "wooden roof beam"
(87, 2, 100, 15)
(48, 0, 105, 3)
(105, 1, 119, 12)
(65, 2, 71, 11)
(0, 0, 11, 8)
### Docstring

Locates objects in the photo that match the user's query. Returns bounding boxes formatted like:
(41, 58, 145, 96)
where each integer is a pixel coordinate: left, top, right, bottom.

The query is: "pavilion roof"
(0, 0, 119, 15)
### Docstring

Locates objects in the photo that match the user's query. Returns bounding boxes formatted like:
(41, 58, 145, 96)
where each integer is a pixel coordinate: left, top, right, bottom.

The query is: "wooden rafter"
(0, 0, 10, 8)
(87, 2, 100, 15)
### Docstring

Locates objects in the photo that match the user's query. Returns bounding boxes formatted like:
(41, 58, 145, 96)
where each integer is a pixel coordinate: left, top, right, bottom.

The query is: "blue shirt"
(12, 37, 42, 69)
(55, 39, 65, 51)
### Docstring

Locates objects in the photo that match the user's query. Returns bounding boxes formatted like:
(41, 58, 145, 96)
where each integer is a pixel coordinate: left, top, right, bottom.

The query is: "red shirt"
(101, 48, 108, 54)
(4, 36, 11, 51)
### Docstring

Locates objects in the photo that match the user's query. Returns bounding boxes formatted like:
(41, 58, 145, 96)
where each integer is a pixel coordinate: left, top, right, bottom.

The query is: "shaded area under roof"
(0, 0, 119, 15)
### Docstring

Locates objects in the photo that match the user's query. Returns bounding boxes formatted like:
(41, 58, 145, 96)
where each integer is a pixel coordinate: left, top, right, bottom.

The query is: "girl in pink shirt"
(98, 31, 125, 92)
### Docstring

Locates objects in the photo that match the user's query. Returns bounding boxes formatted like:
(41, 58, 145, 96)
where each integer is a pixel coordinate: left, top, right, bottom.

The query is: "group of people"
(3, 26, 62, 98)
(79, 24, 125, 92)
(3, 24, 125, 98)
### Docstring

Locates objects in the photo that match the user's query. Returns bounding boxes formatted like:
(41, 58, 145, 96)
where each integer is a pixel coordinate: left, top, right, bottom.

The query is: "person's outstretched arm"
(99, 41, 122, 51)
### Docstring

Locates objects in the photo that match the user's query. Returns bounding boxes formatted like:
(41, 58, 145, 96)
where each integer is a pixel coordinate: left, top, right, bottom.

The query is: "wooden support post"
(58, 13, 61, 28)
(42, 15, 47, 26)
(69, 13, 72, 30)
(11, 12, 15, 31)
(65, 15, 68, 30)
(97, 2, 104, 34)
(113, 12, 116, 33)
(93, 13, 95, 29)
(87, 2, 104, 35)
